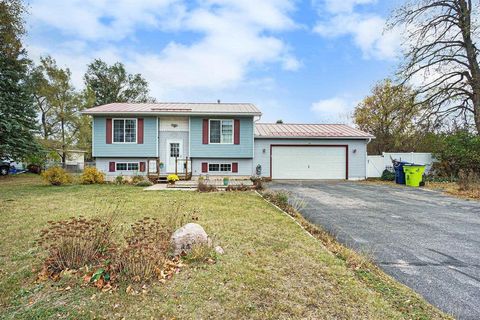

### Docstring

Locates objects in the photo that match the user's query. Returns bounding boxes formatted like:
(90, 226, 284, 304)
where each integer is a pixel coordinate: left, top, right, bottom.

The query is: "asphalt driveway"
(268, 181, 480, 320)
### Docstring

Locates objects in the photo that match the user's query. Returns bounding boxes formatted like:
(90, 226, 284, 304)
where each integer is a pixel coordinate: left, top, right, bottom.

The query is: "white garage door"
(271, 146, 347, 180)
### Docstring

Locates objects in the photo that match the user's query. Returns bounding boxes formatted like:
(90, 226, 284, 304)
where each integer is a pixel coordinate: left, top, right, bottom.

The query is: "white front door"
(166, 140, 183, 173)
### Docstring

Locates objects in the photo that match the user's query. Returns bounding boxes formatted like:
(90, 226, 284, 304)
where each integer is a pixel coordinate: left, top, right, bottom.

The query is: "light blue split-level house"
(82, 102, 374, 181)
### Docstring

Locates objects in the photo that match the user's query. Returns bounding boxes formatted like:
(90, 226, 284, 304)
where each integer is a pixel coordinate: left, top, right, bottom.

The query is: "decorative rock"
(171, 223, 208, 256)
(214, 246, 224, 255)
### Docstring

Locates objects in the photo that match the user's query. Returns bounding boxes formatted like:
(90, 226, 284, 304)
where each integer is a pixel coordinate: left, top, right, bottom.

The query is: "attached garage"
(271, 145, 347, 180)
(253, 124, 374, 180)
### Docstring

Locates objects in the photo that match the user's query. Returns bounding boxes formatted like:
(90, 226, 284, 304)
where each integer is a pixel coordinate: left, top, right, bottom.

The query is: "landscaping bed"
(0, 174, 450, 319)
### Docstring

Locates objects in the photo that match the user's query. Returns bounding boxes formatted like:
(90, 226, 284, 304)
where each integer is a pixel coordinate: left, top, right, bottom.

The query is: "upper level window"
(113, 119, 136, 143)
(209, 119, 233, 144)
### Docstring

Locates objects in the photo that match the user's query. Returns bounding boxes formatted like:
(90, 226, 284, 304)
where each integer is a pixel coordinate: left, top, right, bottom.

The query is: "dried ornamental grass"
(458, 169, 479, 191)
(115, 218, 170, 281)
(37, 216, 114, 272)
(197, 181, 218, 192)
(114, 204, 200, 282)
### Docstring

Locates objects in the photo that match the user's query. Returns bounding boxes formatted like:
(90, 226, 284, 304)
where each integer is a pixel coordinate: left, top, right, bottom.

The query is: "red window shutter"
(139, 162, 146, 172)
(234, 119, 240, 144)
(106, 118, 112, 144)
(109, 162, 115, 172)
(201, 162, 208, 173)
(137, 118, 144, 144)
(232, 162, 238, 173)
(202, 119, 209, 144)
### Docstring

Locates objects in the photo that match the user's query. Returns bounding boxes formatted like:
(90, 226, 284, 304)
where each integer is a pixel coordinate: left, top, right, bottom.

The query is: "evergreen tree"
(0, 0, 39, 160)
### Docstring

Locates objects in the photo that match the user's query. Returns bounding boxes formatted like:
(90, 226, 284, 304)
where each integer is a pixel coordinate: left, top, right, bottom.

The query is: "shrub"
(458, 169, 479, 191)
(380, 169, 395, 181)
(37, 216, 114, 272)
(135, 180, 153, 187)
(262, 191, 290, 212)
(197, 181, 217, 192)
(80, 167, 105, 184)
(27, 164, 42, 174)
(41, 167, 73, 186)
(226, 184, 252, 191)
(115, 175, 125, 185)
(167, 174, 179, 184)
(434, 130, 480, 177)
(131, 175, 145, 184)
(250, 177, 264, 190)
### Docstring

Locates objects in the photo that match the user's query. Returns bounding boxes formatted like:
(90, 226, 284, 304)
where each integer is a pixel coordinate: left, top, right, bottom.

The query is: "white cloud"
(29, 0, 185, 41)
(311, 97, 356, 123)
(321, 0, 377, 14)
(313, 1, 401, 60)
(27, 0, 300, 97)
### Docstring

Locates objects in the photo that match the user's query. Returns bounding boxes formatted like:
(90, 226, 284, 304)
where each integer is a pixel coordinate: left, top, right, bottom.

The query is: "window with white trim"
(113, 119, 137, 143)
(208, 163, 232, 172)
(116, 162, 139, 171)
(209, 120, 233, 144)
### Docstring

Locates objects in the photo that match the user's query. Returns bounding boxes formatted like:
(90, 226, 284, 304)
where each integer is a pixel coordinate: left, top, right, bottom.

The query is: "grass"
(0, 174, 450, 319)
(363, 178, 480, 201)
(425, 181, 480, 200)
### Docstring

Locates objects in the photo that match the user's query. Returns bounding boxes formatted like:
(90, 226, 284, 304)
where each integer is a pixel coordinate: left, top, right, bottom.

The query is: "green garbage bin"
(403, 165, 426, 187)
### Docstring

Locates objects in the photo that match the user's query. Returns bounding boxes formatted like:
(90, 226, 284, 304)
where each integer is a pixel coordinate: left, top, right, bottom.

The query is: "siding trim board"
(269, 144, 349, 180)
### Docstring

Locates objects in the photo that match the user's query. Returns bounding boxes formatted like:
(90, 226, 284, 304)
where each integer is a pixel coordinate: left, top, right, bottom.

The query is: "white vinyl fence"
(367, 152, 434, 178)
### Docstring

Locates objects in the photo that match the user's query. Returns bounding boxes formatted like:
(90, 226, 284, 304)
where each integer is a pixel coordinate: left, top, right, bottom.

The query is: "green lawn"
(0, 174, 449, 319)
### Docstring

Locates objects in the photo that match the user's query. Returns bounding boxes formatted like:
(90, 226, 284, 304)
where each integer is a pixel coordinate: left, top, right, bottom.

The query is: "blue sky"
(25, 0, 404, 123)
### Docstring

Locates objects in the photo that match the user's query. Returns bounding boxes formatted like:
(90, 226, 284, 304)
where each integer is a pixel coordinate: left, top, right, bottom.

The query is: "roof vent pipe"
(217, 99, 221, 104)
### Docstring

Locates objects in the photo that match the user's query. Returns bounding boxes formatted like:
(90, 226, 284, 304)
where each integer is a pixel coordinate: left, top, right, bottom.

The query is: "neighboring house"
(47, 149, 87, 171)
(82, 102, 374, 180)
(55, 149, 86, 168)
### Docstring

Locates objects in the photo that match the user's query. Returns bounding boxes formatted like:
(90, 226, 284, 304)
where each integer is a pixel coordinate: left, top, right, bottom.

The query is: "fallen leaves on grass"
(426, 182, 480, 200)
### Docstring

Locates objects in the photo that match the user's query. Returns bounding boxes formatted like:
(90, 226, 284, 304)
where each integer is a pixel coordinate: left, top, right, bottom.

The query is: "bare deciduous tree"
(392, 0, 480, 134)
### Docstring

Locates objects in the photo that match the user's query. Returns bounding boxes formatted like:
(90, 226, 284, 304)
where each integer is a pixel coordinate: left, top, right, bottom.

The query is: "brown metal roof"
(82, 102, 262, 116)
(255, 123, 374, 139)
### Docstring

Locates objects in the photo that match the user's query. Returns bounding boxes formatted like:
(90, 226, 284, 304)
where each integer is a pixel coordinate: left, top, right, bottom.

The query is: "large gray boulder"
(171, 223, 208, 256)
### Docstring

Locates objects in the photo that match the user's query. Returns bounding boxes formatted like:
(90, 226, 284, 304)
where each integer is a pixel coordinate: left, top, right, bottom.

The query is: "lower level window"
(116, 162, 139, 171)
(208, 163, 232, 172)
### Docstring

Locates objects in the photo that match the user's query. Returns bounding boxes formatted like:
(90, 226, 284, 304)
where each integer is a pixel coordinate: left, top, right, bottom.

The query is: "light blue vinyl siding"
(189, 116, 254, 158)
(93, 116, 157, 157)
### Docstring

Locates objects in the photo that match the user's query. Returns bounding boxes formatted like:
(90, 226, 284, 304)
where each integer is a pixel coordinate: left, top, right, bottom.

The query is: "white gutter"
(254, 136, 375, 140)
(81, 111, 262, 117)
